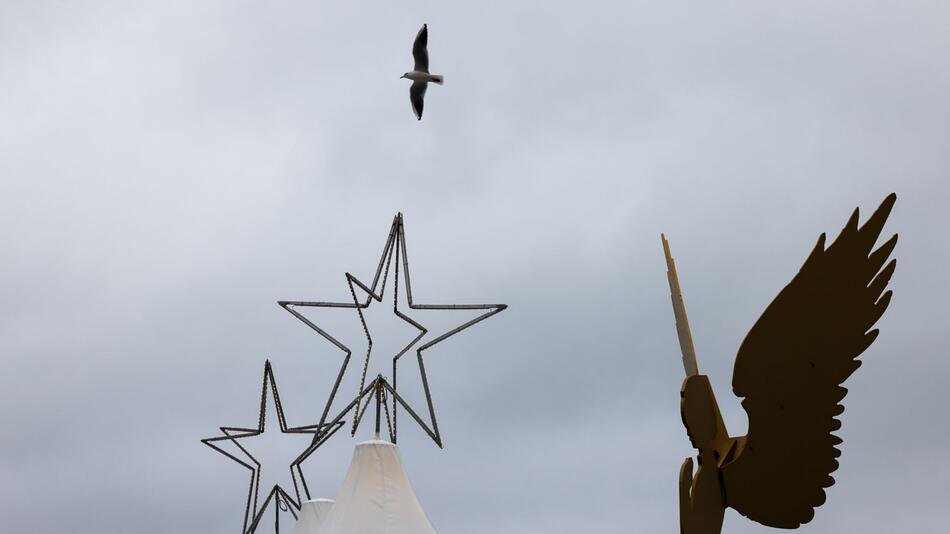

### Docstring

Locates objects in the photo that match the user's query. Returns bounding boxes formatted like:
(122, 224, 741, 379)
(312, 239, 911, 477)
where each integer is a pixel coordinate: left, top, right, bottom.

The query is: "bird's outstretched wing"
(410, 81, 427, 120)
(413, 24, 429, 72)
(721, 193, 898, 528)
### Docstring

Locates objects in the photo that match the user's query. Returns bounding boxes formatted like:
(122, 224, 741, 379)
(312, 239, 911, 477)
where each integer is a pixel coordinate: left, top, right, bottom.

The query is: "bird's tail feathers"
(430, 74, 444, 85)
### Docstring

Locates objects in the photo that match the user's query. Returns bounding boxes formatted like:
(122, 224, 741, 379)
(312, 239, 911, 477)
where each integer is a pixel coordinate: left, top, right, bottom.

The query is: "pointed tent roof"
(294, 498, 335, 534)
(318, 440, 437, 534)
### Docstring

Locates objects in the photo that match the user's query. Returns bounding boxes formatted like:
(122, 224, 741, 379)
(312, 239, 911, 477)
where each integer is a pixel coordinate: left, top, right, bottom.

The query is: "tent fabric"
(293, 498, 335, 534)
(317, 439, 437, 534)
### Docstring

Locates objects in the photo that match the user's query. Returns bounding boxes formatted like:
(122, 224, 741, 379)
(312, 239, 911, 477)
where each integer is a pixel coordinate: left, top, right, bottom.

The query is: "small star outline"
(202, 360, 343, 534)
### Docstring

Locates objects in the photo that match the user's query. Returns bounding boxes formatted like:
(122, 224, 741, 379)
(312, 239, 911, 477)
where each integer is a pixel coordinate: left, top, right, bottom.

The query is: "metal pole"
(375, 379, 382, 437)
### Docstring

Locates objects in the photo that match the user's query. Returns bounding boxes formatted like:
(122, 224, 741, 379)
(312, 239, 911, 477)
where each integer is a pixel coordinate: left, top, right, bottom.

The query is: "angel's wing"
(721, 193, 898, 528)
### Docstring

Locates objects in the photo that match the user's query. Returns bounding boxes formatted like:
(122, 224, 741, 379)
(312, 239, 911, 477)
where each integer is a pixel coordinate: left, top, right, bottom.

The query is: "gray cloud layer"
(1, 1, 948, 533)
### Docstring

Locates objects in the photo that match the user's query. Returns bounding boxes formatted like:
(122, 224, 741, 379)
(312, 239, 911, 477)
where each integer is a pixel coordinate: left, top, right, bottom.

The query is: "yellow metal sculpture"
(665, 193, 898, 533)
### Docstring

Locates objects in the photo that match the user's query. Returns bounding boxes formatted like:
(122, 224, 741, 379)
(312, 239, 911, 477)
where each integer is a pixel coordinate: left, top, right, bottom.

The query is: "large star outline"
(278, 213, 506, 447)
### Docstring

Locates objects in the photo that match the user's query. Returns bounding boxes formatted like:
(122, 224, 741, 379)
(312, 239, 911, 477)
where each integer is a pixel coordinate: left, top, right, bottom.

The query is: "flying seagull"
(400, 24, 443, 120)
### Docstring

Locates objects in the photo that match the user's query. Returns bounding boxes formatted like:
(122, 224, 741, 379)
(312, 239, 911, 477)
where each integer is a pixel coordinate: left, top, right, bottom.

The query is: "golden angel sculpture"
(663, 193, 898, 534)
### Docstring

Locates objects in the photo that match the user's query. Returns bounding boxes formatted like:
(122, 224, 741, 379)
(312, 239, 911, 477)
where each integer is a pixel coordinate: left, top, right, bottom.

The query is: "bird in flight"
(400, 24, 443, 120)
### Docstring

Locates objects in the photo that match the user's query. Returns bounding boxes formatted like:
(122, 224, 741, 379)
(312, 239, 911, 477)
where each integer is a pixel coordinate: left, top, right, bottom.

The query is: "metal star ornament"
(279, 213, 507, 447)
(202, 360, 343, 533)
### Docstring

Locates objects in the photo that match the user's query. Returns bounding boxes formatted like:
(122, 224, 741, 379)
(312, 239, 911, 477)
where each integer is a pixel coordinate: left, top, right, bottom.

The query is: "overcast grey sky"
(1, 1, 948, 533)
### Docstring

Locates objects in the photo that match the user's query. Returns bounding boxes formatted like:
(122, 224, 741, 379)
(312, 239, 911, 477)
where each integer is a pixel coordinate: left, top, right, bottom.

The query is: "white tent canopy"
(315, 439, 437, 534)
(293, 498, 334, 534)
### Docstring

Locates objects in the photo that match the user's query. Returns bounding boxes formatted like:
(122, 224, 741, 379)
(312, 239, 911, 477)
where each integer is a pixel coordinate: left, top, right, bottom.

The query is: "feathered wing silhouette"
(413, 24, 429, 72)
(410, 82, 427, 120)
(721, 193, 898, 528)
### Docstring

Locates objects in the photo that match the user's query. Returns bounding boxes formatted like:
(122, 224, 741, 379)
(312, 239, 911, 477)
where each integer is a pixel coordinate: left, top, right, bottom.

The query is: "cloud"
(1, 1, 947, 533)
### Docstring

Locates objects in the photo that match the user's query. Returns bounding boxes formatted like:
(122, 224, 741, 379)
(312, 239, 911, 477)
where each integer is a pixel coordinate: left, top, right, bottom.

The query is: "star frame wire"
(279, 212, 507, 448)
(202, 360, 344, 534)
(204, 213, 506, 533)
